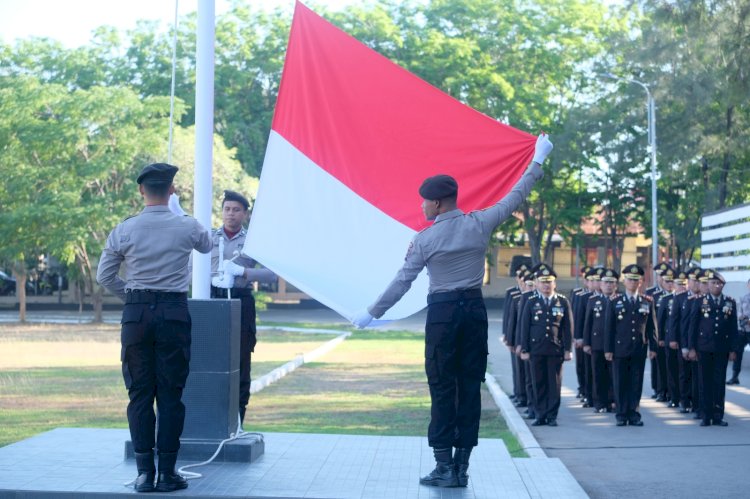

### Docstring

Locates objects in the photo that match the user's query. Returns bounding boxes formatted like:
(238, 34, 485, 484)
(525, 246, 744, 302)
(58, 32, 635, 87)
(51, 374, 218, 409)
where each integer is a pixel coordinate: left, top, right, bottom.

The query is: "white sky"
(0, 0, 359, 48)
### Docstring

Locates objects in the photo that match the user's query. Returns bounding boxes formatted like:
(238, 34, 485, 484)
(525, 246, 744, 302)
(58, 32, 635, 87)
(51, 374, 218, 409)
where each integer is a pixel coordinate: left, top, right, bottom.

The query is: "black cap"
(704, 269, 726, 284)
(653, 262, 672, 275)
(419, 174, 458, 200)
(536, 266, 557, 281)
(223, 190, 250, 210)
(586, 267, 604, 281)
(579, 265, 592, 275)
(601, 268, 620, 281)
(662, 267, 675, 281)
(622, 264, 645, 280)
(137, 163, 178, 185)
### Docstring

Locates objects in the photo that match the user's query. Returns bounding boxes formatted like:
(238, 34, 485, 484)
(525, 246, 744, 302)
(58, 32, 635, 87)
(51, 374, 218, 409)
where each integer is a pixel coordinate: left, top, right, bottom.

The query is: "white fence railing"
(701, 202, 750, 298)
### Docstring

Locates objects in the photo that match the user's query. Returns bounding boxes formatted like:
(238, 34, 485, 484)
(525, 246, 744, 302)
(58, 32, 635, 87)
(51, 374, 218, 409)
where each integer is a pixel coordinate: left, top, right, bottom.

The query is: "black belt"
(125, 290, 187, 304)
(211, 286, 254, 299)
(427, 288, 483, 304)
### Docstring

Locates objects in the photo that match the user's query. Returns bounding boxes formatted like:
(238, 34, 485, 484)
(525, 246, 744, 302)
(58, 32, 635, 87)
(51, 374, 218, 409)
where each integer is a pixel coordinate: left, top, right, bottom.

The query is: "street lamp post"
(601, 73, 659, 274)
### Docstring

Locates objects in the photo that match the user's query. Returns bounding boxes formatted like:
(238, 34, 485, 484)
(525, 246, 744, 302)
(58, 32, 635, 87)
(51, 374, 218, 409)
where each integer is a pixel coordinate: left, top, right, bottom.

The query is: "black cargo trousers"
(424, 288, 488, 449)
(121, 291, 191, 454)
(211, 286, 257, 423)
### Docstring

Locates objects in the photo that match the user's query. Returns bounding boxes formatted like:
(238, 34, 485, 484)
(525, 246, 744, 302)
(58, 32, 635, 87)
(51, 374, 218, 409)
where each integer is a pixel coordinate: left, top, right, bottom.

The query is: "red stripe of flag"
(273, 1, 536, 231)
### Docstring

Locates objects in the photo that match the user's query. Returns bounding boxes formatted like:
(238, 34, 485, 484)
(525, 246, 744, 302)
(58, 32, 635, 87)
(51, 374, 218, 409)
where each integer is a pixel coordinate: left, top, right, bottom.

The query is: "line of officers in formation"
(502, 262, 741, 427)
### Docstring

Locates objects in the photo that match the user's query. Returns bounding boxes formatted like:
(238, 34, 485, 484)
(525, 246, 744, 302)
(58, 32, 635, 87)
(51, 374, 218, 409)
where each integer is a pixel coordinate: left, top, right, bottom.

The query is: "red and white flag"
(246, 1, 535, 321)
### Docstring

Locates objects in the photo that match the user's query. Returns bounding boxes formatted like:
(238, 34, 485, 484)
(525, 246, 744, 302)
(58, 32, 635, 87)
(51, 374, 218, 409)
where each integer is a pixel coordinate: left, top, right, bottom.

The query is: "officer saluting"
(688, 270, 738, 426)
(604, 265, 657, 426)
(352, 134, 552, 488)
(97, 163, 212, 492)
(518, 266, 573, 427)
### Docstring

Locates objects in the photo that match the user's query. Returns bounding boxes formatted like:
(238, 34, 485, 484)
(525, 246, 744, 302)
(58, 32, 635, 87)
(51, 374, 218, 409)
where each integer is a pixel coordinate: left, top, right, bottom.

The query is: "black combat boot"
(419, 448, 458, 487)
(155, 452, 188, 492)
(453, 447, 472, 487)
(133, 451, 155, 493)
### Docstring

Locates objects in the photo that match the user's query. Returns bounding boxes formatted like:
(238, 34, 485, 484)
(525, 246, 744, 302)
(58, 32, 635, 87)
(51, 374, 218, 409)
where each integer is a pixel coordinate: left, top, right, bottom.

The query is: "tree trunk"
(12, 268, 27, 323)
(92, 286, 104, 323)
(523, 204, 542, 265)
(718, 106, 734, 209)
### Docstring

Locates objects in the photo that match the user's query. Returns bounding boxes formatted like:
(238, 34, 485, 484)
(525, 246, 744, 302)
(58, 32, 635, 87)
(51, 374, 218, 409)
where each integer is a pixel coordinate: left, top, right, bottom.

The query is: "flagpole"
(192, 0, 215, 299)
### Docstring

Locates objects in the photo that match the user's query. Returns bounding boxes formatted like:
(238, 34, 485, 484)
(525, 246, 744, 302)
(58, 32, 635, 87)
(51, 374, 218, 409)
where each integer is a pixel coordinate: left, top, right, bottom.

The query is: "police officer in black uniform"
(210, 190, 276, 425)
(515, 267, 543, 420)
(646, 262, 671, 400)
(668, 270, 692, 412)
(502, 265, 527, 404)
(518, 267, 573, 427)
(581, 267, 605, 408)
(604, 265, 657, 426)
(97, 163, 212, 492)
(656, 268, 679, 407)
(688, 270, 738, 426)
(352, 134, 552, 488)
(571, 266, 595, 400)
(583, 268, 619, 413)
(505, 269, 533, 408)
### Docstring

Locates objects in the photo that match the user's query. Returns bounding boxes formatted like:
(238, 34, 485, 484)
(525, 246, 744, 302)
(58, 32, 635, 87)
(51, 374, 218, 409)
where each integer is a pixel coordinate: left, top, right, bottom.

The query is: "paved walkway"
(0, 307, 588, 498)
(0, 428, 586, 498)
(488, 321, 750, 499)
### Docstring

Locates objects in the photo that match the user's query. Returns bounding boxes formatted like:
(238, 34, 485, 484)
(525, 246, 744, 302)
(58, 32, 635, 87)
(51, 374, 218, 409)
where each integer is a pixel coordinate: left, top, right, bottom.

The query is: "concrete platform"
(0, 428, 586, 498)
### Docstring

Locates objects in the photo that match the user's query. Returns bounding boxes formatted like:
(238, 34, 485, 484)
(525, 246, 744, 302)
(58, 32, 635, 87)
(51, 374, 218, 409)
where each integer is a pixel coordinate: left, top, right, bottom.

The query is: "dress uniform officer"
(503, 265, 527, 404)
(583, 268, 619, 413)
(519, 266, 573, 426)
(97, 163, 212, 492)
(680, 268, 703, 416)
(688, 270, 738, 426)
(581, 267, 605, 408)
(210, 190, 277, 425)
(656, 268, 680, 407)
(604, 265, 657, 426)
(646, 262, 671, 401)
(516, 266, 549, 420)
(505, 269, 534, 408)
(572, 267, 598, 401)
(668, 270, 692, 412)
(352, 134, 552, 488)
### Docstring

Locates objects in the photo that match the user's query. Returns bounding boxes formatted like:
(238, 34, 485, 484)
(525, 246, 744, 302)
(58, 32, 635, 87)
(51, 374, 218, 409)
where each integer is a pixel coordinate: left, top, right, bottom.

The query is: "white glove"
(223, 260, 245, 277)
(532, 133, 553, 164)
(212, 274, 235, 289)
(168, 193, 186, 216)
(352, 310, 374, 329)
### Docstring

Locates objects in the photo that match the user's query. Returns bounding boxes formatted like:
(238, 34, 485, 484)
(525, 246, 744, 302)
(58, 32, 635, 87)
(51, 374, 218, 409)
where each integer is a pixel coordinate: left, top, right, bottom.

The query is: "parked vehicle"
(0, 271, 16, 296)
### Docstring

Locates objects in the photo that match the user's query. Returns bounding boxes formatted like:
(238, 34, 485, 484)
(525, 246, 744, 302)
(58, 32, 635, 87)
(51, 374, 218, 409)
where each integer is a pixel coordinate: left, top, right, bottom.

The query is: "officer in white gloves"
(352, 134, 552, 488)
(211, 190, 276, 424)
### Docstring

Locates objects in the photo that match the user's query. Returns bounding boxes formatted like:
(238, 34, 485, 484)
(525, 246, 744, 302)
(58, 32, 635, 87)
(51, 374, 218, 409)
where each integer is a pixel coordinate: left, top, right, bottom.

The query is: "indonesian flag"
(246, 1, 535, 321)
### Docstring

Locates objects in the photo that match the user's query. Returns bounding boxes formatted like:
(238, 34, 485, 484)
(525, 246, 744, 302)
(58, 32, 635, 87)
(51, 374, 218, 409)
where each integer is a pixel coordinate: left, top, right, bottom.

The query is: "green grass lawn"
(0, 324, 525, 457)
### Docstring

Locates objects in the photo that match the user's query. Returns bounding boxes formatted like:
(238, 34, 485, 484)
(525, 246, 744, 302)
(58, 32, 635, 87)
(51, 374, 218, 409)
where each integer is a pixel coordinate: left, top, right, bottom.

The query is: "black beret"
(137, 163, 178, 184)
(223, 190, 250, 210)
(419, 174, 458, 200)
